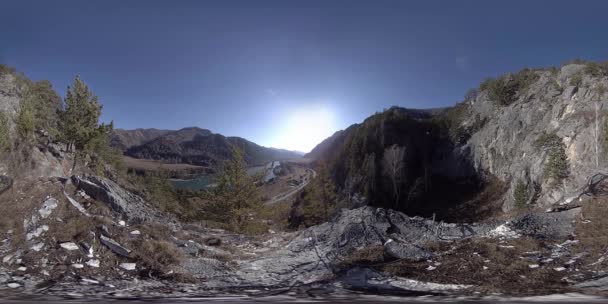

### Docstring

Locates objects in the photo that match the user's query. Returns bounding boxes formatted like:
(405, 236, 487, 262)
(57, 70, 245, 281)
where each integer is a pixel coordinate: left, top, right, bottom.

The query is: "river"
(170, 161, 280, 191)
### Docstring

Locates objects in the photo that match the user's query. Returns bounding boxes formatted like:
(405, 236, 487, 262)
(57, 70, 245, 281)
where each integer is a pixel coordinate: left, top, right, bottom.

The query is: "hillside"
(124, 127, 302, 167)
(307, 62, 608, 220)
(110, 128, 171, 151)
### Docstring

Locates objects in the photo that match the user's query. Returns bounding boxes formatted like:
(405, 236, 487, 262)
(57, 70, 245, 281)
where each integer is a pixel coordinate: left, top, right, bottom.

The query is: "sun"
(273, 106, 336, 153)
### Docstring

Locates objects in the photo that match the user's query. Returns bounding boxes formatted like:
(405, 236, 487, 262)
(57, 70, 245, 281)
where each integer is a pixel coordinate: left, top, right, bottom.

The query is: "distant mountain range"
(111, 127, 302, 167)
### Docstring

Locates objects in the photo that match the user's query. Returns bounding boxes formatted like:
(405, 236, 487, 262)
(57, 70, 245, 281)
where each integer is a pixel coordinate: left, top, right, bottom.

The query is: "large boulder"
(72, 175, 162, 223)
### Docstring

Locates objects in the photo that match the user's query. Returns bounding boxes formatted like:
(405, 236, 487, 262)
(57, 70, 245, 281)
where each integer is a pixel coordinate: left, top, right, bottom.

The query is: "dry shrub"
(132, 239, 183, 275)
(384, 238, 564, 295)
(575, 197, 608, 261)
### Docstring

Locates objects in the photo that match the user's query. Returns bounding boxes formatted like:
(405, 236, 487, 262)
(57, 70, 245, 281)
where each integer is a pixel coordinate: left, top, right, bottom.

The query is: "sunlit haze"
(269, 106, 336, 153)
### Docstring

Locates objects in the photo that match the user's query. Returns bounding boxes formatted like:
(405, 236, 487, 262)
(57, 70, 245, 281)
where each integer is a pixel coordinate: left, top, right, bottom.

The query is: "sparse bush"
(513, 179, 529, 208)
(534, 132, 562, 149)
(0, 64, 16, 76)
(0, 111, 9, 151)
(132, 239, 182, 275)
(584, 61, 608, 78)
(545, 145, 569, 182)
(597, 84, 607, 97)
(480, 69, 539, 106)
(464, 88, 479, 101)
(15, 97, 36, 145)
(569, 71, 583, 87)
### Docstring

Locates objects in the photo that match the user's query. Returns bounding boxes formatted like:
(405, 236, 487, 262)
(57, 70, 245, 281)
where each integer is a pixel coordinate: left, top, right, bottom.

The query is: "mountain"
(308, 63, 608, 221)
(110, 128, 172, 151)
(124, 127, 301, 167)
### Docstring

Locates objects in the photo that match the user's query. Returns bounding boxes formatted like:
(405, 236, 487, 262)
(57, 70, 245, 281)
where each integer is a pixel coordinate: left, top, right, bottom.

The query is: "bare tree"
(383, 144, 406, 209)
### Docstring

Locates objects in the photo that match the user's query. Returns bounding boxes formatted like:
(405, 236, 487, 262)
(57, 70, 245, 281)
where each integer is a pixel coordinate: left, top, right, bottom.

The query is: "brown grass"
(574, 197, 608, 270)
(383, 238, 566, 295)
(131, 239, 183, 275)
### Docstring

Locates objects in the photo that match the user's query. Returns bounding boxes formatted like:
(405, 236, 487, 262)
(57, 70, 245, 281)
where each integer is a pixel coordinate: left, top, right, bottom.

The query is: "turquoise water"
(171, 161, 280, 191)
(170, 175, 214, 191)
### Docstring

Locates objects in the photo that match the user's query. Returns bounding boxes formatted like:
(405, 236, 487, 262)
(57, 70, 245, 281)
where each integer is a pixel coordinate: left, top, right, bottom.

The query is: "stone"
(26, 225, 49, 241)
(100, 235, 131, 257)
(130, 230, 141, 236)
(30, 242, 44, 252)
(63, 192, 90, 217)
(72, 175, 162, 222)
(72, 263, 84, 269)
(17, 266, 26, 271)
(118, 220, 126, 226)
(60, 242, 80, 251)
(39, 198, 58, 218)
(7, 282, 21, 288)
(205, 238, 222, 247)
(119, 263, 136, 271)
(85, 259, 100, 268)
(81, 242, 94, 258)
(384, 239, 433, 261)
(2, 254, 13, 264)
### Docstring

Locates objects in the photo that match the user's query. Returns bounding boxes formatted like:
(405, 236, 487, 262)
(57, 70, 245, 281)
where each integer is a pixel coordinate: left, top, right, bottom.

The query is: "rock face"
(72, 175, 162, 223)
(308, 64, 608, 212)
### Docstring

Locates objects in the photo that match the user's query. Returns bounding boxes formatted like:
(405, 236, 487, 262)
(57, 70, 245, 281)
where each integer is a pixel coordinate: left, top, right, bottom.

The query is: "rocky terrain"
(4, 62, 608, 302)
(307, 63, 608, 216)
(0, 171, 606, 300)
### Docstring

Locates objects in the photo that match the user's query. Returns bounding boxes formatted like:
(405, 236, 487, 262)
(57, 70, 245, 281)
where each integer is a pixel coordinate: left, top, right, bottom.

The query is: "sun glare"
(273, 106, 336, 153)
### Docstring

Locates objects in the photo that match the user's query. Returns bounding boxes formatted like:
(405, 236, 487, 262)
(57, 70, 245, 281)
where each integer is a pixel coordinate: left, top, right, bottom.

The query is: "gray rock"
(205, 238, 222, 246)
(63, 191, 90, 217)
(85, 259, 100, 268)
(38, 197, 58, 219)
(99, 235, 131, 257)
(30, 242, 44, 252)
(509, 207, 581, 239)
(384, 239, 432, 261)
(59, 242, 80, 251)
(72, 175, 162, 223)
(119, 263, 136, 271)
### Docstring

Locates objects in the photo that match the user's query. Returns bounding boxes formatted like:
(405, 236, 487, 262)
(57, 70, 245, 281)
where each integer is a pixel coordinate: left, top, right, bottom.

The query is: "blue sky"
(1, 0, 608, 151)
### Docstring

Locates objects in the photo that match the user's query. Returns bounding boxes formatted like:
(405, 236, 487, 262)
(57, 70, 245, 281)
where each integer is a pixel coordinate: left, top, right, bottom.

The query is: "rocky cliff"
(308, 62, 608, 213)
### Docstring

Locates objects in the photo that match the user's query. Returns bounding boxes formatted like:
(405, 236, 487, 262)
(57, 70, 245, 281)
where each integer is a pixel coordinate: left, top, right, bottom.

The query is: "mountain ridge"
(120, 126, 302, 167)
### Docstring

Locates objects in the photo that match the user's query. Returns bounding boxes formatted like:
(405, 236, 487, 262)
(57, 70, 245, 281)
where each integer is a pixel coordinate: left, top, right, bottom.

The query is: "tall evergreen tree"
(59, 76, 103, 152)
(201, 147, 265, 231)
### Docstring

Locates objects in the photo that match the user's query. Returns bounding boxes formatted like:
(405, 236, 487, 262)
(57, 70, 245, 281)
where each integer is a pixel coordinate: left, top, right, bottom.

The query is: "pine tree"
(201, 147, 265, 231)
(513, 179, 529, 208)
(59, 76, 103, 152)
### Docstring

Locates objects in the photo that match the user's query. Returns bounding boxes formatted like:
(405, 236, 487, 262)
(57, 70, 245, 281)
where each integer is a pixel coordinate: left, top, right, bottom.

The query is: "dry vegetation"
(382, 238, 566, 295)
(574, 197, 608, 268)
